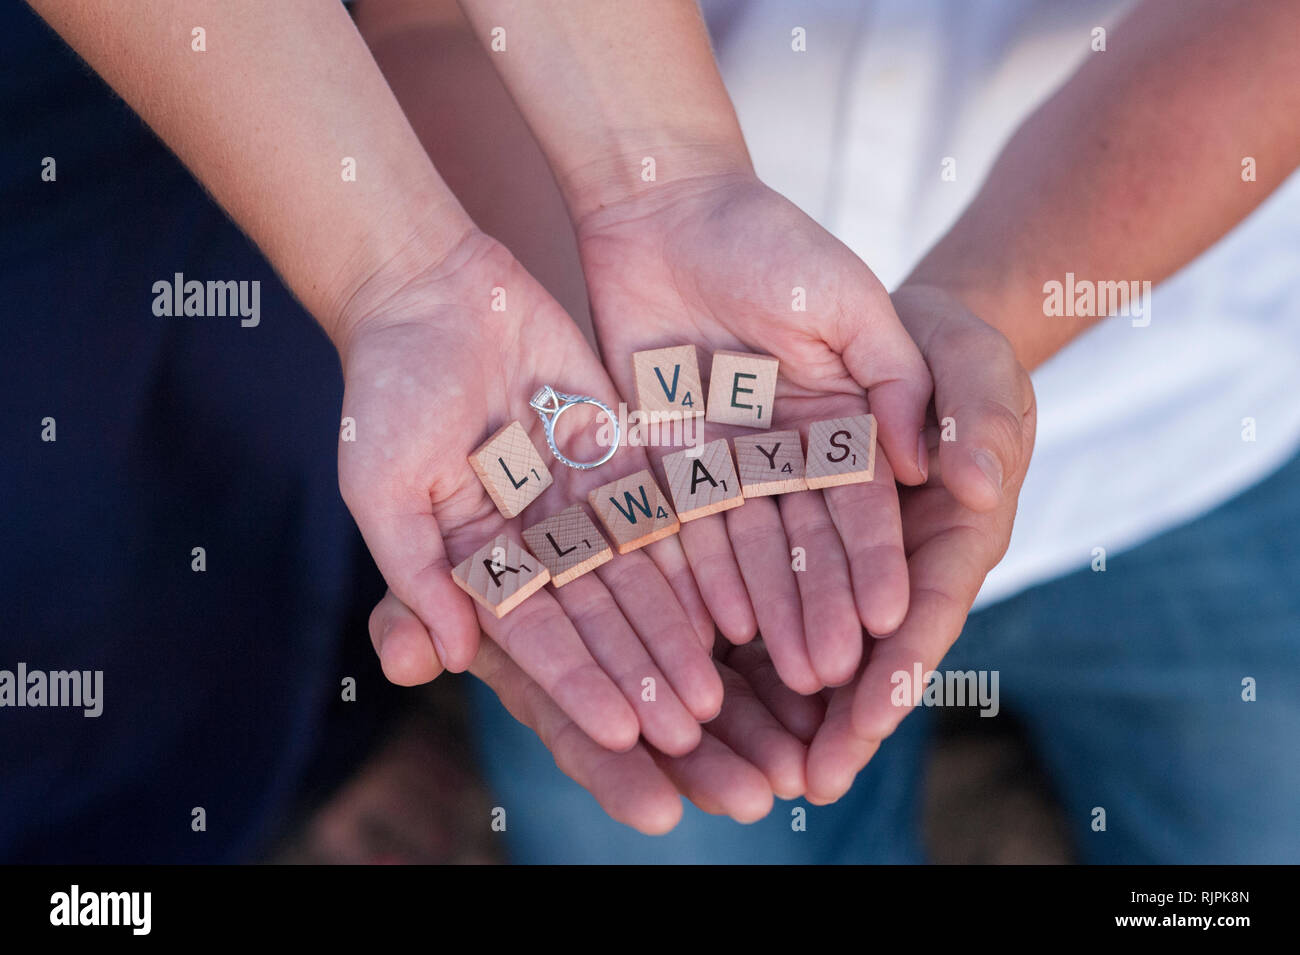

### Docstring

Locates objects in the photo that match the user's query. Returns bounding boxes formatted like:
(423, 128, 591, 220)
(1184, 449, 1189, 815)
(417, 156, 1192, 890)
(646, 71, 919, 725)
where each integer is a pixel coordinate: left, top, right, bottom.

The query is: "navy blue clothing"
(1, 5, 396, 861)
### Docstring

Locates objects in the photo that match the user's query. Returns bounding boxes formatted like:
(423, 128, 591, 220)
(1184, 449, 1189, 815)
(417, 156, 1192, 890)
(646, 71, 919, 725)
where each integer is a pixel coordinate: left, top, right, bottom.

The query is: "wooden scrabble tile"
(662, 438, 744, 522)
(705, 350, 778, 429)
(587, 469, 680, 554)
(633, 345, 704, 419)
(452, 534, 550, 618)
(805, 414, 878, 490)
(522, 504, 613, 587)
(734, 430, 807, 497)
(468, 420, 553, 519)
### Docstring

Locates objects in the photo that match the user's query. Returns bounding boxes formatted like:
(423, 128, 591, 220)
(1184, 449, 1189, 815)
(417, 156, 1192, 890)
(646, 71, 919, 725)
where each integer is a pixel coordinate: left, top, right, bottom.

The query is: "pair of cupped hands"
(333, 171, 1036, 832)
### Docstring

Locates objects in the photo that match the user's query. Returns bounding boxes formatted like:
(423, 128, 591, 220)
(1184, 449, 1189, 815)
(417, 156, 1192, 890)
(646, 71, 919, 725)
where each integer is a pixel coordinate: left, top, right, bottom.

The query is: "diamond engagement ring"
(529, 385, 620, 470)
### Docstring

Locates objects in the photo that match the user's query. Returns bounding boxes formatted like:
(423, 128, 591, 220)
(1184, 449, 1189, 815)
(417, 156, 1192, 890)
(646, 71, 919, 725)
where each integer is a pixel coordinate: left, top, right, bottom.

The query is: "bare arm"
(453, 0, 753, 221)
(27, 0, 473, 339)
(904, 0, 1300, 369)
(457, 0, 943, 693)
(27, 0, 731, 741)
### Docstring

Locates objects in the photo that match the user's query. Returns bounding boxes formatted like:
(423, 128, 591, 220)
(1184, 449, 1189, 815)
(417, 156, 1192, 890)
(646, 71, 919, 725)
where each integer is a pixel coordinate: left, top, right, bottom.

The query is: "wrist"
(321, 199, 481, 359)
(562, 137, 755, 228)
(900, 255, 1049, 370)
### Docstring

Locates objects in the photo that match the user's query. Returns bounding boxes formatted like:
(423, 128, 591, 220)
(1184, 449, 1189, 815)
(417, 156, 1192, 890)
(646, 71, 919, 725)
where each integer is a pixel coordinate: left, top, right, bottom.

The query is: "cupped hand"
(336, 231, 722, 756)
(803, 283, 1036, 803)
(575, 174, 933, 694)
(369, 588, 823, 833)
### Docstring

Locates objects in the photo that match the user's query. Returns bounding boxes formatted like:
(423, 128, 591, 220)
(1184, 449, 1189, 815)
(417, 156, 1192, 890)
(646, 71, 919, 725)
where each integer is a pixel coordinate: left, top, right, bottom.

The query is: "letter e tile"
(705, 350, 778, 429)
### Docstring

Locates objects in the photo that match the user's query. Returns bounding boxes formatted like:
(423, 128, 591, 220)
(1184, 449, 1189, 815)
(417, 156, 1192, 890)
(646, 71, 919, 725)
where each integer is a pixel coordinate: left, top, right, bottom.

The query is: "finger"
(470, 639, 684, 835)
(822, 449, 910, 636)
(806, 680, 881, 805)
(725, 496, 821, 694)
(486, 587, 640, 752)
(724, 640, 827, 743)
(367, 588, 446, 685)
(837, 295, 933, 487)
(916, 305, 1034, 513)
(366, 587, 447, 686)
(850, 514, 1000, 741)
(676, 513, 758, 645)
(644, 532, 718, 651)
(777, 489, 863, 686)
(651, 733, 774, 824)
(708, 662, 809, 799)
(344, 500, 480, 673)
(595, 549, 724, 723)
(553, 569, 705, 756)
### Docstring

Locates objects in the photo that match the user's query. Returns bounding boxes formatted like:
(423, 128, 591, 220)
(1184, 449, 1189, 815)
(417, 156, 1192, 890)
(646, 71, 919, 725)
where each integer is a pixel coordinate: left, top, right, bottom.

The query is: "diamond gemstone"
(530, 385, 562, 416)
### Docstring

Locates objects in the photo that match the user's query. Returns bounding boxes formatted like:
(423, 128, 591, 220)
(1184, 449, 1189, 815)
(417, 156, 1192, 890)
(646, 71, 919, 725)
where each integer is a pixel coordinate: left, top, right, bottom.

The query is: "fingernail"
(973, 449, 1003, 497)
(916, 431, 929, 481)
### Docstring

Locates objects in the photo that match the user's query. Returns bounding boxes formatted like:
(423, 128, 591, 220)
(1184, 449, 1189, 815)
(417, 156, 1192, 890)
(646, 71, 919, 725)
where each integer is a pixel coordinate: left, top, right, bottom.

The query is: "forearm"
(455, 0, 752, 221)
(903, 0, 1300, 370)
(28, 0, 474, 342)
(355, 0, 592, 324)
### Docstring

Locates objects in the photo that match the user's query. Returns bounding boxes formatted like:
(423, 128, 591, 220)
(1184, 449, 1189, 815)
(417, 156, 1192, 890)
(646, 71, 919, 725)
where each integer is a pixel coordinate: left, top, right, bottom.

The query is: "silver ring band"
(529, 385, 620, 470)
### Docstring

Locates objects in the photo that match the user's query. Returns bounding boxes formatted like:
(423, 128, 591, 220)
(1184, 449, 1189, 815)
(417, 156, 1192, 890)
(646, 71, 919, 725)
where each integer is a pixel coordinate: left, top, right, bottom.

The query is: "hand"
(576, 173, 933, 694)
(803, 284, 1036, 802)
(364, 280, 1033, 825)
(336, 230, 723, 756)
(369, 588, 823, 832)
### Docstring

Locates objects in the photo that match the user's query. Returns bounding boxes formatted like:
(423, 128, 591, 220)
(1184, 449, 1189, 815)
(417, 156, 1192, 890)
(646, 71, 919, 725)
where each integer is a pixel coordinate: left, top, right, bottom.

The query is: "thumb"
(368, 589, 446, 685)
(836, 289, 933, 487)
(343, 484, 481, 673)
(899, 287, 1034, 512)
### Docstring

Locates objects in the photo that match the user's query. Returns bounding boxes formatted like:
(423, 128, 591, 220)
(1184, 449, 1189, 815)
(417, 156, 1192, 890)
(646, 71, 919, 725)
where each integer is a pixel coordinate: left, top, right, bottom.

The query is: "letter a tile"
(734, 430, 807, 497)
(705, 350, 778, 429)
(588, 469, 680, 554)
(452, 535, 550, 618)
(805, 414, 877, 489)
(468, 420, 553, 519)
(522, 504, 613, 587)
(662, 438, 744, 522)
(633, 345, 704, 419)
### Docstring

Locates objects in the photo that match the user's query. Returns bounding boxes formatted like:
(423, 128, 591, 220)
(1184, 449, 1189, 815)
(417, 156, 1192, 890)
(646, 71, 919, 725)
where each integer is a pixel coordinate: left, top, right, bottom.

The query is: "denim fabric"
(469, 450, 1300, 863)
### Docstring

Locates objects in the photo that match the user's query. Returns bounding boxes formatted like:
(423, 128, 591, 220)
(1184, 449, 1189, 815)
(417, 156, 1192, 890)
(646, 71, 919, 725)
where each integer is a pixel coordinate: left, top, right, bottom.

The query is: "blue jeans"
(468, 449, 1300, 863)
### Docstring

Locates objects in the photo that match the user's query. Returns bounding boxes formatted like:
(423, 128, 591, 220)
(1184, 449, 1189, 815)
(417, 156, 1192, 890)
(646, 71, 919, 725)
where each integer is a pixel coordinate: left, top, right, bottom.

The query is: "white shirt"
(703, 0, 1300, 606)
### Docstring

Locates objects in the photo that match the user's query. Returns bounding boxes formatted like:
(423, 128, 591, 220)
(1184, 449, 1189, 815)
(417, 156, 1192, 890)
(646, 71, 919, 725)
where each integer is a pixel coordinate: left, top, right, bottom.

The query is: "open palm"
(337, 232, 722, 756)
(577, 174, 933, 694)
